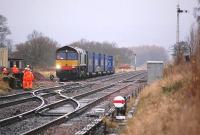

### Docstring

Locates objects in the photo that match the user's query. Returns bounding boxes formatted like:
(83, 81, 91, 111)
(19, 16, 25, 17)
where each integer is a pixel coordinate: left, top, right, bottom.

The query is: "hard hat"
(14, 65, 16, 67)
(27, 67, 31, 71)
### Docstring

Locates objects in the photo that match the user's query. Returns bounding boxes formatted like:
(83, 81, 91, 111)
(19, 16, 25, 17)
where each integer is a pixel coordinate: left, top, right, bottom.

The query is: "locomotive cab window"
(56, 52, 66, 60)
(67, 52, 78, 60)
(56, 51, 78, 60)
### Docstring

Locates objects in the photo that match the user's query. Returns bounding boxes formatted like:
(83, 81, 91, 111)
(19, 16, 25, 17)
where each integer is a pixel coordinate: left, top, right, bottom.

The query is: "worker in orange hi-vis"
(11, 65, 19, 75)
(23, 68, 34, 90)
(23, 68, 29, 90)
(26, 68, 34, 90)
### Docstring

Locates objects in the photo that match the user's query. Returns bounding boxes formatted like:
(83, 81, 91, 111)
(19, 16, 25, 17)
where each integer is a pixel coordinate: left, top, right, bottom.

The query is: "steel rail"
(36, 72, 144, 115)
(0, 86, 70, 126)
(22, 72, 146, 135)
(0, 96, 44, 127)
(0, 81, 104, 126)
(85, 72, 122, 82)
(0, 82, 79, 101)
(75, 74, 146, 135)
(100, 71, 142, 82)
(0, 82, 83, 108)
(0, 71, 146, 135)
(58, 90, 81, 111)
(74, 72, 144, 100)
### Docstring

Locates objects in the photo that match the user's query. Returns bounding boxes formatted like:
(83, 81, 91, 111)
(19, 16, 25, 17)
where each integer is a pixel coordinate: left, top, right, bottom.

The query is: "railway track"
(43, 72, 146, 135)
(0, 71, 147, 135)
(0, 83, 81, 126)
(85, 72, 124, 82)
(73, 75, 146, 135)
(0, 72, 132, 123)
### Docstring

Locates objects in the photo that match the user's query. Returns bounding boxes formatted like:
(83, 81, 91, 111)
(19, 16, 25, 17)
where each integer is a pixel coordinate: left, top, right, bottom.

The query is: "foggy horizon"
(0, 0, 197, 49)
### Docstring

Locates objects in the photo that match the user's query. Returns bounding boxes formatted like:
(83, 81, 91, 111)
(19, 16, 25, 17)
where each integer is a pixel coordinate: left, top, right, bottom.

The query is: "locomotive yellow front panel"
(56, 60, 79, 69)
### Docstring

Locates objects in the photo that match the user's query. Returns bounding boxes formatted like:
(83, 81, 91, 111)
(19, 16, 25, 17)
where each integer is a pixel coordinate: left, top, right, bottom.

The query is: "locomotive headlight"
(56, 64, 61, 69)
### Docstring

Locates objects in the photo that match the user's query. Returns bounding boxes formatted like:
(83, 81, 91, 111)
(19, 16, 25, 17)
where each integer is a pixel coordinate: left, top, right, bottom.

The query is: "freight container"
(87, 51, 93, 75)
(101, 53, 104, 73)
(95, 53, 99, 73)
(97, 53, 104, 73)
(107, 56, 114, 72)
(104, 54, 108, 72)
(103, 54, 106, 74)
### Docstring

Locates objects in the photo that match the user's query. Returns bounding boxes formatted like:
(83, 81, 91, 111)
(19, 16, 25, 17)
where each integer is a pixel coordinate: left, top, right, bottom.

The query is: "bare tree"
(0, 14, 11, 48)
(14, 31, 58, 68)
(5, 39, 13, 55)
(70, 40, 168, 67)
(188, 27, 196, 55)
(27, 30, 43, 40)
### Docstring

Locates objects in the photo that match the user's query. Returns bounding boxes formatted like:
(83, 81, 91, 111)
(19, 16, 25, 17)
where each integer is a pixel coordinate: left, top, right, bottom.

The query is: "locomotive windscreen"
(56, 51, 78, 60)
(56, 52, 66, 59)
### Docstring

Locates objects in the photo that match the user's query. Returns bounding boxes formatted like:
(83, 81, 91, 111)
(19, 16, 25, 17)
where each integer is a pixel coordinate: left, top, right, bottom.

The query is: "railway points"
(0, 70, 147, 135)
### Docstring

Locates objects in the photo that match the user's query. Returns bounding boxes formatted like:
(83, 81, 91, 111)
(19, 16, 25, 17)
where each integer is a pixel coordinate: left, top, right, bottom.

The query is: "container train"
(55, 46, 115, 81)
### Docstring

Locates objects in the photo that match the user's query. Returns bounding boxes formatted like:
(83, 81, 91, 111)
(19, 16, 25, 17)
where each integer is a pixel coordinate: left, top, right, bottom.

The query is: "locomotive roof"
(57, 45, 114, 56)
(56, 46, 86, 54)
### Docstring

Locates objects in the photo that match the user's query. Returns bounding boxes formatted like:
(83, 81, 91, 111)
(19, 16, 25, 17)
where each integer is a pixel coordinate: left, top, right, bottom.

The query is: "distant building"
(8, 57, 23, 68)
(0, 47, 24, 68)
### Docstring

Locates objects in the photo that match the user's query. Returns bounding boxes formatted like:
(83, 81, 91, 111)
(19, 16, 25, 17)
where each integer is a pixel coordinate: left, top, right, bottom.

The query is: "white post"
(134, 54, 136, 70)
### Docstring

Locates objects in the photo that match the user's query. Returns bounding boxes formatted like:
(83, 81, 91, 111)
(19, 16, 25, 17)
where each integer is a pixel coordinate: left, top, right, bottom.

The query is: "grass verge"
(0, 78, 11, 95)
(121, 68, 200, 135)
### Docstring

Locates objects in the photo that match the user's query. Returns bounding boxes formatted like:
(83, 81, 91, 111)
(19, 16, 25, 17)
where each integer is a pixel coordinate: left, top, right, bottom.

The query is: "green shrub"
(162, 80, 182, 94)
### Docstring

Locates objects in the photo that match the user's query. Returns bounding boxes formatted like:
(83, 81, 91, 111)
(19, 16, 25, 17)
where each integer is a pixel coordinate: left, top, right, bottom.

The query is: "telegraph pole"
(176, 4, 188, 45)
(134, 54, 136, 70)
(176, 4, 188, 60)
(176, 4, 180, 45)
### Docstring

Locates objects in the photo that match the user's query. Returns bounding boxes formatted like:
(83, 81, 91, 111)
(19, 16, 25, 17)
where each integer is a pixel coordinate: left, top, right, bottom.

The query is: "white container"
(0, 48, 8, 67)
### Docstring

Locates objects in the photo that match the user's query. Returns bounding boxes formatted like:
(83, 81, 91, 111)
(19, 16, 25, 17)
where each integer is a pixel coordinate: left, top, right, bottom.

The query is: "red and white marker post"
(113, 96, 125, 108)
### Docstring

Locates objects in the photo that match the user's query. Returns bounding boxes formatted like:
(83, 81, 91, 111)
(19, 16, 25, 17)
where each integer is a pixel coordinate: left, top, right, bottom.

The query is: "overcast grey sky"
(0, 0, 197, 49)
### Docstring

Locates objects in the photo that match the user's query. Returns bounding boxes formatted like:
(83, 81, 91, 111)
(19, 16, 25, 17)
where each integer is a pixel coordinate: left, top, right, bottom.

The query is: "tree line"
(13, 31, 58, 68)
(70, 39, 168, 67)
(0, 14, 168, 68)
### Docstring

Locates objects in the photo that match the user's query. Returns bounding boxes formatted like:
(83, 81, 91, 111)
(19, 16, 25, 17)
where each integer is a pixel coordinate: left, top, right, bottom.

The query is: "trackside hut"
(147, 61, 164, 84)
(8, 57, 23, 69)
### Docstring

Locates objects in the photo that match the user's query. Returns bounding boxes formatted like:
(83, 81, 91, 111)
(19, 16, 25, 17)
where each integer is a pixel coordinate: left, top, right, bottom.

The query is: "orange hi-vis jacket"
(12, 67, 19, 74)
(23, 70, 34, 89)
(23, 70, 34, 81)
